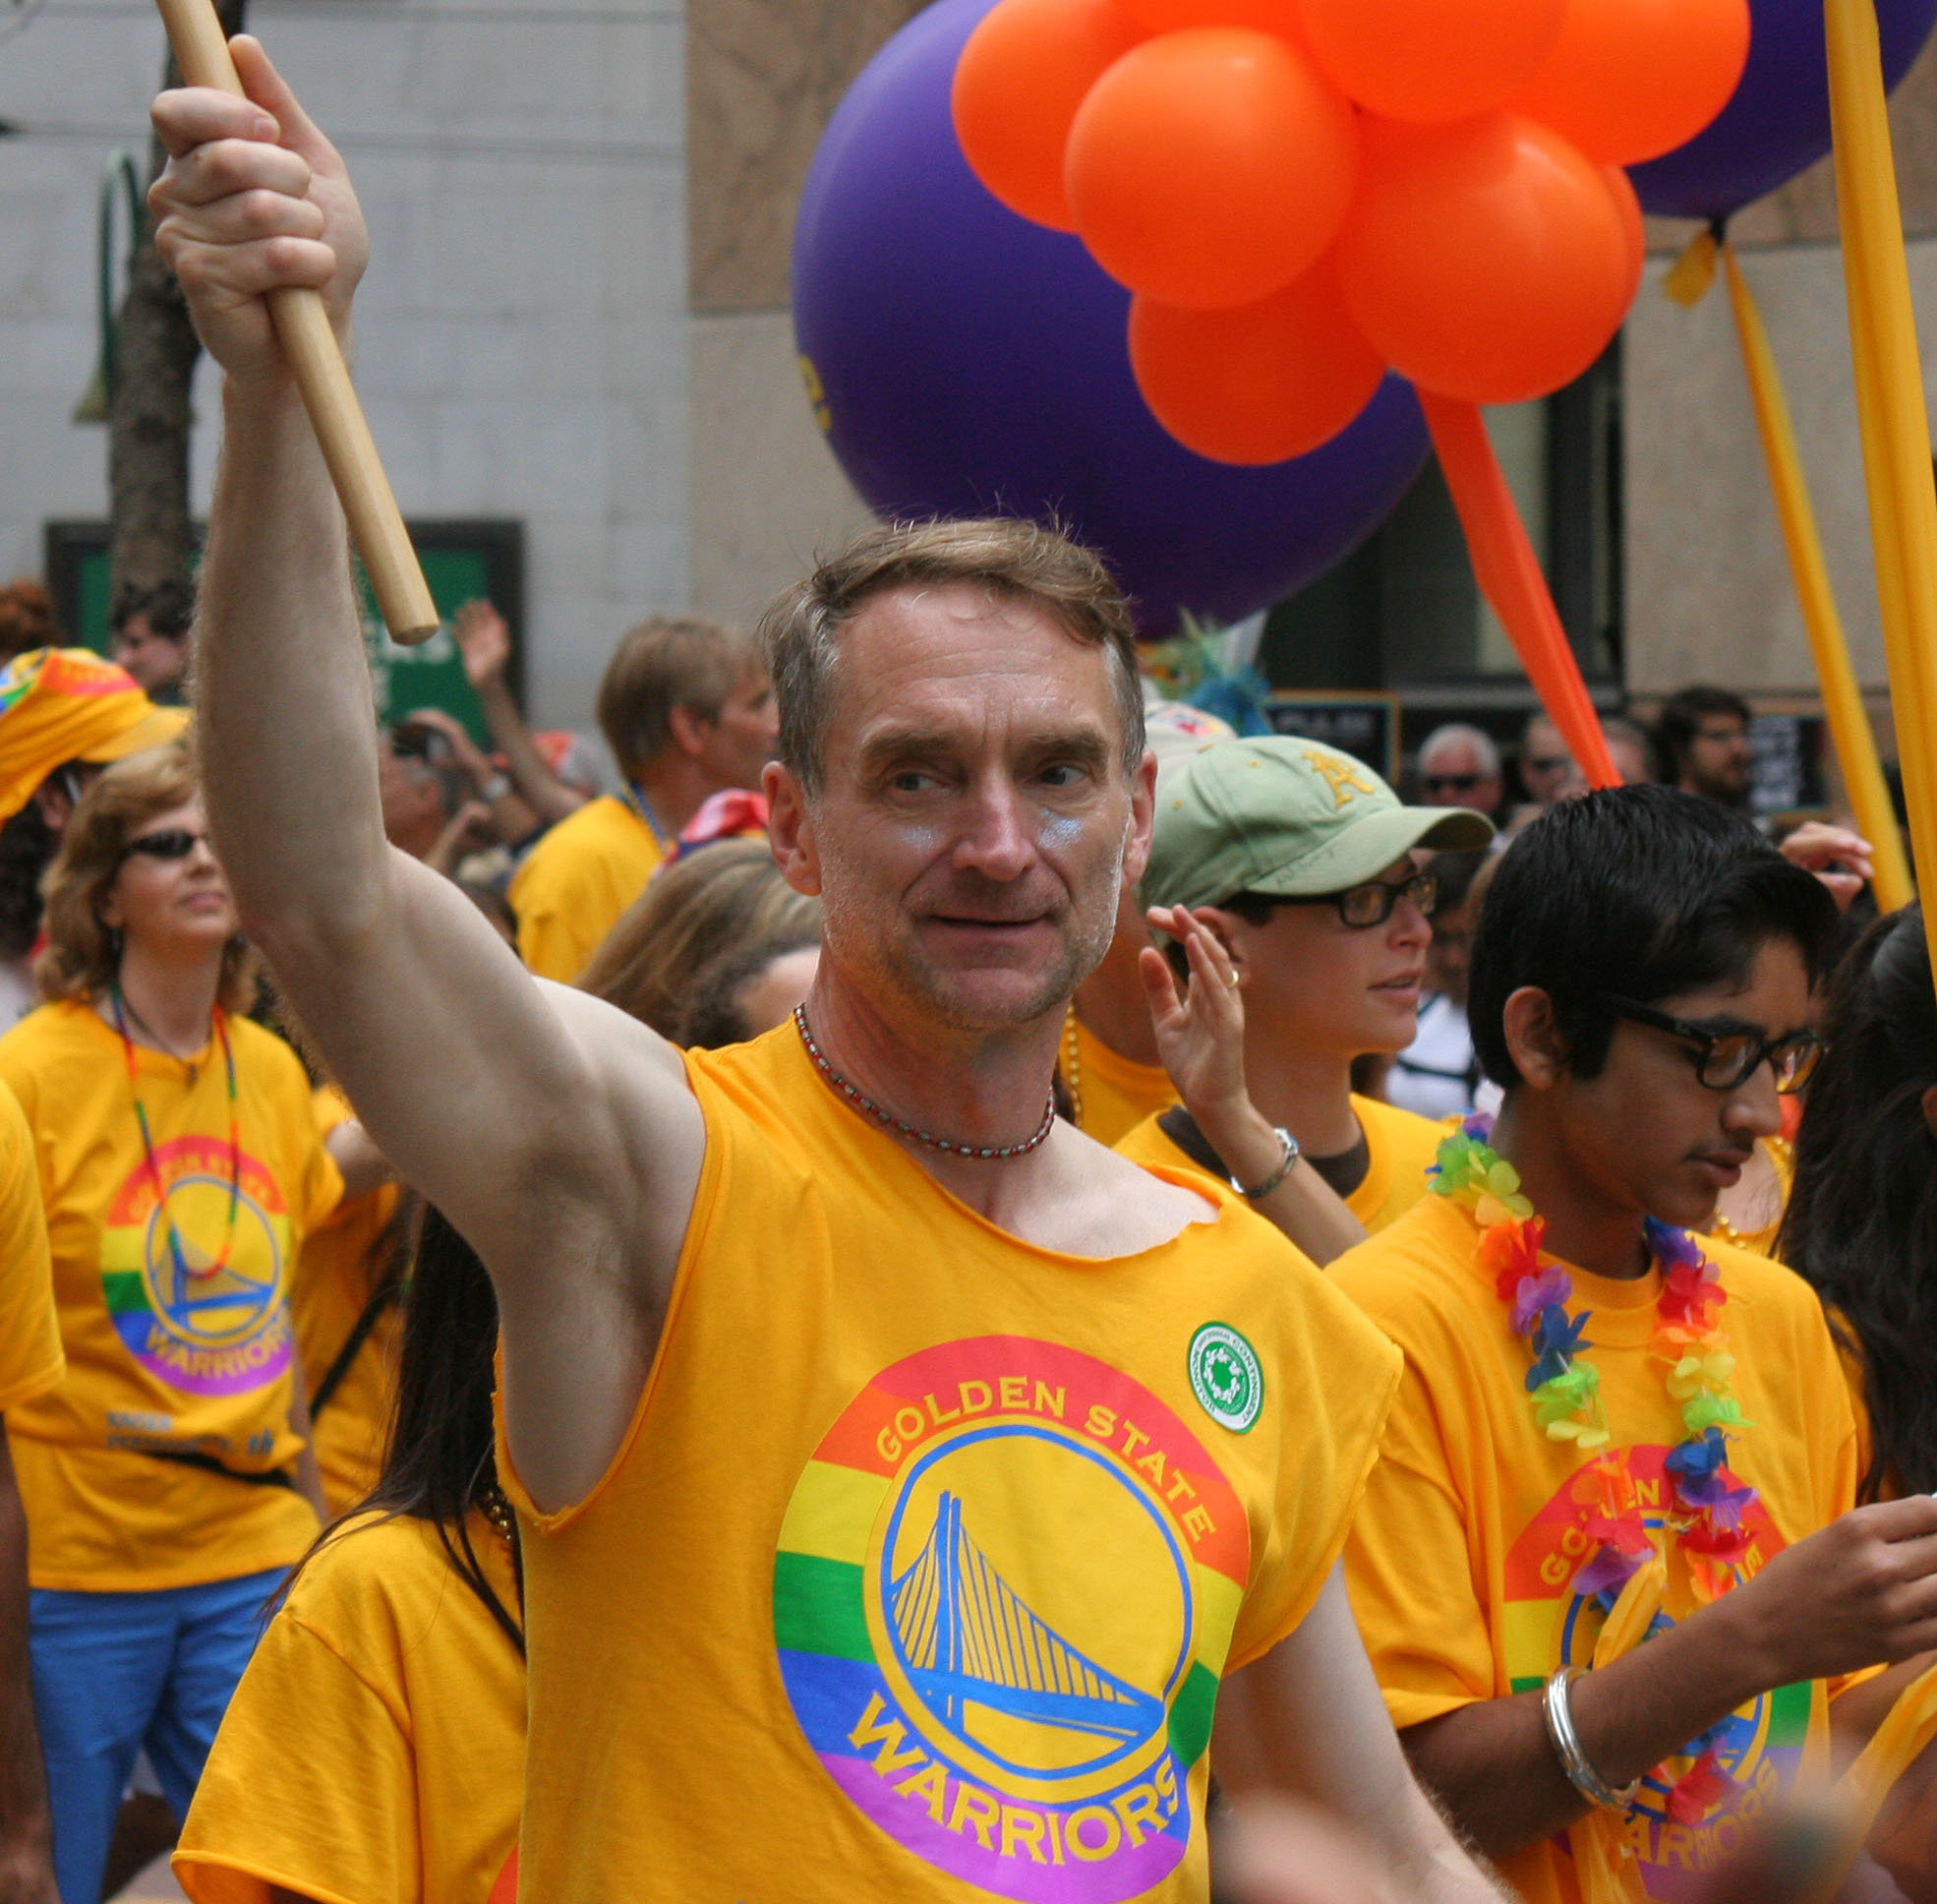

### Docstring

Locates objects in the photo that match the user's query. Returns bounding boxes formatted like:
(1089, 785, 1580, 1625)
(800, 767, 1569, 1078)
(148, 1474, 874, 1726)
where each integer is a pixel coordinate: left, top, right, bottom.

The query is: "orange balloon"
(1065, 28, 1358, 310)
(1296, 0, 1565, 123)
(1604, 165, 1645, 299)
(1333, 113, 1633, 405)
(952, 0, 1145, 230)
(1124, 0, 1302, 32)
(1511, 0, 1750, 166)
(1129, 265, 1387, 463)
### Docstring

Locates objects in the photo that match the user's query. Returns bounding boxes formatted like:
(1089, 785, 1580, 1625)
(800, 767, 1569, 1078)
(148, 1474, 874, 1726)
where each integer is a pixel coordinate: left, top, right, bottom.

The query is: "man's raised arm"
(150, 41, 705, 1507)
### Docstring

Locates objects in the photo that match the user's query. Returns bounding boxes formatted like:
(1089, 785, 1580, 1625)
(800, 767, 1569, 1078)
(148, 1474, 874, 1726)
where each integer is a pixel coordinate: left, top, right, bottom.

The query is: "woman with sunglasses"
(0, 744, 343, 1904)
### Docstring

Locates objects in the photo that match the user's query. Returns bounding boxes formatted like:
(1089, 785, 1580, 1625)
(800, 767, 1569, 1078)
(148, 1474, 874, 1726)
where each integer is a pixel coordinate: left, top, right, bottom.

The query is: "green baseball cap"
(1142, 736, 1495, 914)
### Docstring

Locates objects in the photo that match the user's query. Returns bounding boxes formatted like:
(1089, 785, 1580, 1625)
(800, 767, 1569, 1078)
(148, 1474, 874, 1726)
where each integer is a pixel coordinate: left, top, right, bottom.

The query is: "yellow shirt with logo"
(508, 795, 663, 982)
(0, 1082, 61, 1415)
(501, 1024, 1401, 1903)
(1065, 1014, 1178, 1150)
(0, 1000, 341, 1591)
(1332, 1192, 1857, 1904)
(294, 1085, 401, 1516)
(174, 1508, 524, 1904)
(1114, 1095, 1444, 1234)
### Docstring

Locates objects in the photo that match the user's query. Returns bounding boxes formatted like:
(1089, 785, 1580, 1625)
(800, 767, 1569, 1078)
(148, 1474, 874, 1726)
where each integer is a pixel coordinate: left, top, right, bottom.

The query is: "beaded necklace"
(618, 780, 672, 855)
(794, 1005, 1057, 1159)
(1432, 1115, 1760, 1826)
(110, 985, 242, 1282)
(1059, 1006, 1085, 1130)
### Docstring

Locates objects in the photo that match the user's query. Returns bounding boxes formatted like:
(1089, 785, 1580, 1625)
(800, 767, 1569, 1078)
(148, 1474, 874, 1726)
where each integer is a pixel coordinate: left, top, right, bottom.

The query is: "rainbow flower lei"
(1432, 1115, 1761, 1825)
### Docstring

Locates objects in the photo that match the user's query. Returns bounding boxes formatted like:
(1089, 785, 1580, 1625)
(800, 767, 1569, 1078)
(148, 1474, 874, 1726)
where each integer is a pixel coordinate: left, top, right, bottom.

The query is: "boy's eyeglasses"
(120, 827, 212, 863)
(1597, 991, 1823, 1094)
(1265, 869, 1440, 929)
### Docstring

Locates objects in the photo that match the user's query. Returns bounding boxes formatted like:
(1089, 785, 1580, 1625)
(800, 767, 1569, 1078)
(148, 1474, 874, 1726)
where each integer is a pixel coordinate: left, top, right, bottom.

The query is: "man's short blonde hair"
(759, 518, 1146, 794)
(596, 617, 764, 779)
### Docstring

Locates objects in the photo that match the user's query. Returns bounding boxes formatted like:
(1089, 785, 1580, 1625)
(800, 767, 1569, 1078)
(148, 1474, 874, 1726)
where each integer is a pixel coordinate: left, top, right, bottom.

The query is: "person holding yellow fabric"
(506, 616, 779, 981)
(1116, 738, 1492, 1243)
(292, 1087, 401, 1515)
(148, 71, 1504, 1889)
(1332, 786, 1937, 1904)
(0, 745, 341, 1904)
(0, 1081, 64, 1904)
(175, 1203, 524, 1904)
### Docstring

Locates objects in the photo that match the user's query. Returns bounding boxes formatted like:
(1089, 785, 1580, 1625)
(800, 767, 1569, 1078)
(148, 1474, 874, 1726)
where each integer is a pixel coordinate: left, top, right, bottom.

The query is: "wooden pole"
(153, 0, 440, 645)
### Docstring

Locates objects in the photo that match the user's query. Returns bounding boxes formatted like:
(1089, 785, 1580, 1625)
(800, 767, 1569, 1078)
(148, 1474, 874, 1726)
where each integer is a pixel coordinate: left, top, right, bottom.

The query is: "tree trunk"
(106, 0, 248, 607)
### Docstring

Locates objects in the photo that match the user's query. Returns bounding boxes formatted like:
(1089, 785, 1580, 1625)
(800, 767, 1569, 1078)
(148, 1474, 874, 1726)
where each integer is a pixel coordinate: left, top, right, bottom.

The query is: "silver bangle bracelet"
(1542, 1666, 1640, 1812)
(1232, 1126, 1300, 1201)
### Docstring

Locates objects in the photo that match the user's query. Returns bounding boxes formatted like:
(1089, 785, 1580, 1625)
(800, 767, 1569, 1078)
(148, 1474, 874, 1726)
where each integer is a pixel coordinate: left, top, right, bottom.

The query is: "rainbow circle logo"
(774, 1335, 1250, 1902)
(101, 1134, 293, 1398)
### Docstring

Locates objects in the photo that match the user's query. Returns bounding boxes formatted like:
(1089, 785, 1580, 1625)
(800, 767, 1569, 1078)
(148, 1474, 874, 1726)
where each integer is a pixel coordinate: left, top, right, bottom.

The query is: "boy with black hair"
(1333, 784, 1937, 1904)
(109, 578, 195, 706)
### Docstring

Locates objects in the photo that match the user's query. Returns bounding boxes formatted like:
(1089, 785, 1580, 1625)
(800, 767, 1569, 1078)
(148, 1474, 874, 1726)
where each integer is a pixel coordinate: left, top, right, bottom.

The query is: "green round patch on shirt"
(1187, 1322, 1262, 1434)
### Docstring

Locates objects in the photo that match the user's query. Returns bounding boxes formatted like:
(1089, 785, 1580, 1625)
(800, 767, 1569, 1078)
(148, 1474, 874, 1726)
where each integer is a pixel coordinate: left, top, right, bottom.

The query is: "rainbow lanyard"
(619, 780, 671, 854)
(110, 985, 241, 1282)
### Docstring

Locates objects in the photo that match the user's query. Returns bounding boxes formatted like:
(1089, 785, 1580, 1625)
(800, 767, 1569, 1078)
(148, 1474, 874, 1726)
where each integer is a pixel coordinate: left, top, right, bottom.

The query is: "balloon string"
(1419, 390, 1621, 791)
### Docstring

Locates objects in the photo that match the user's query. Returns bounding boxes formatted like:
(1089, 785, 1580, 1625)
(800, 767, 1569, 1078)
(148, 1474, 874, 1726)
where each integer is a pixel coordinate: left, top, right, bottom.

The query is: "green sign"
(43, 519, 525, 749)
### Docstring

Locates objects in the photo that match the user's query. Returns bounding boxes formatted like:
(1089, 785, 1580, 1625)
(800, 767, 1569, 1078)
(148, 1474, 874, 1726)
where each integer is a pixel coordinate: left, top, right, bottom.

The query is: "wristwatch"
(478, 771, 513, 803)
(1232, 1126, 1300, 1201)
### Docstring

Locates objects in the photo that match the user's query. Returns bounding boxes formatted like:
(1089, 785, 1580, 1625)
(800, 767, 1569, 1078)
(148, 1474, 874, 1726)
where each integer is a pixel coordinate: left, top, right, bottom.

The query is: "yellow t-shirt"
(175, 1508, 524, 1904)
(294, 1087, 401, 1516)
(0, 1000, 342, 1591)
(1332, 1191, 1858, 1904)
(1113, 1094, 1443, 1234)
(0, 1082, 61, 1415)
(1064, 1013, 1177, 1150)
(501, 1024, 1401, 1904)
(508, 794, 663, 982)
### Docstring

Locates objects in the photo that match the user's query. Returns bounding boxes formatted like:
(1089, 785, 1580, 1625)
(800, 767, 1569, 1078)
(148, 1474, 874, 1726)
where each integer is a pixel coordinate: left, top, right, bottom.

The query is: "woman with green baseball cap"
(1118, 737, 1493, 1244)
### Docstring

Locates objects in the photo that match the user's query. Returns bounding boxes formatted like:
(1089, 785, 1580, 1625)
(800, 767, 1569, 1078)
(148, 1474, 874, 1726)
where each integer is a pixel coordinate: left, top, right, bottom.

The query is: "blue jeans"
(29, 1568, 284, 1904)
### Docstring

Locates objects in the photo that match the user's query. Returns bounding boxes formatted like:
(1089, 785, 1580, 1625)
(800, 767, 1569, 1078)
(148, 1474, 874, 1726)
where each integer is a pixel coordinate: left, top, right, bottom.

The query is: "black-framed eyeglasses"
(1269, 869, 1439, 929)
(121, 828, 211, 863)
(1423, 773, 1483, 796)
(1598, 991, 1823, 1094)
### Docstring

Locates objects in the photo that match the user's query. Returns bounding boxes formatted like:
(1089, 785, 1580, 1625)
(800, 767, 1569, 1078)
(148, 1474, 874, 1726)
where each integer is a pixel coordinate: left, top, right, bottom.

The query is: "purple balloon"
(1630, 0, 1937, 220)
(791, 0, 1429, 635)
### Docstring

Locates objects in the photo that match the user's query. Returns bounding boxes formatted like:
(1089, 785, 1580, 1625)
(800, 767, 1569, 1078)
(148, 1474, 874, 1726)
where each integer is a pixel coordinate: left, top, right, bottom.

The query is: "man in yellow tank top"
(156, 60, 1503, 1904)
(1117, 739, 1491, 1238)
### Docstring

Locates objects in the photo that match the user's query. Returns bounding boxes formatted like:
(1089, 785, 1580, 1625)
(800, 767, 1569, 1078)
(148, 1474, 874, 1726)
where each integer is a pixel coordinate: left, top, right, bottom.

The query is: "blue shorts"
(29, 1568, 284, 1904)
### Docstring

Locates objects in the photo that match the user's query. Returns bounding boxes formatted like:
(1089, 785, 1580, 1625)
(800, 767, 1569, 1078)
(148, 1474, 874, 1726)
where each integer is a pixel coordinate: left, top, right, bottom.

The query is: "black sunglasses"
(121, 828, 212, 863)
(1598, 991, 1823, 1095)
(1265, 869, 1439, 929)
(1423, 773, 1484, 796)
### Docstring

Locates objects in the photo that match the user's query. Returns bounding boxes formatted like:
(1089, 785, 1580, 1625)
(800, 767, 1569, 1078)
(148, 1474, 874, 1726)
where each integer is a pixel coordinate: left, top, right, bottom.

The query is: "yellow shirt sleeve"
(176, 1608, 419, 1904)
(0, 1080, 59, 1414)
(508, 798, 663, 982)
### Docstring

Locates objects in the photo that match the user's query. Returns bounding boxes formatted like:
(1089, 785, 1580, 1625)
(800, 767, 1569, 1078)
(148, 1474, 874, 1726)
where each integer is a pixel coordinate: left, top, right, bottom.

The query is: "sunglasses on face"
(1266, 869, 1440, 930)
(1597, 991, 1823, 1095)
(1525, 755, 1570, 776)
(1423, 773, 1484, 796)
(120, 828, 212, 864)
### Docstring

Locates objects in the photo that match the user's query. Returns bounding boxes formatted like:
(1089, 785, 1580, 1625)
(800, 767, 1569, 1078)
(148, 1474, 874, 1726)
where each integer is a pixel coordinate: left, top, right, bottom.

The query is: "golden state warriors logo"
(774, 1336, 1250, 1901)
(101, 1136, 293, 1398)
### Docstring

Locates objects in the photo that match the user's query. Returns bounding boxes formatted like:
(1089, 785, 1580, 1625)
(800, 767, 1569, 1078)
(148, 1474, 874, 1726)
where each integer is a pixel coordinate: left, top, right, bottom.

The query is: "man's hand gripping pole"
(153, 0, 440, 646)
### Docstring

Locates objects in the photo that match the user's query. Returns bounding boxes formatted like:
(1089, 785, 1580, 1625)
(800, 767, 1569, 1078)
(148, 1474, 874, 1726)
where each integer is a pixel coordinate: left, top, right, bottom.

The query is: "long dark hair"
(288, 1200, 522, 1652)
(1781, 904, 1937, 1501)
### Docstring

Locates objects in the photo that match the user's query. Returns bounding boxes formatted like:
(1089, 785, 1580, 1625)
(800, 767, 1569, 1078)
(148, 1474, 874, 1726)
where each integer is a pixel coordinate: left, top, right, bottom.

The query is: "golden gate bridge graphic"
(890, 1491, 1164, 1748)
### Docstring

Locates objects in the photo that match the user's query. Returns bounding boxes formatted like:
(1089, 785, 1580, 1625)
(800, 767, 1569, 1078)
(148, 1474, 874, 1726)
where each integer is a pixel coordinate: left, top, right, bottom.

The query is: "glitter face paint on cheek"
(1035, 812, 1083, 854)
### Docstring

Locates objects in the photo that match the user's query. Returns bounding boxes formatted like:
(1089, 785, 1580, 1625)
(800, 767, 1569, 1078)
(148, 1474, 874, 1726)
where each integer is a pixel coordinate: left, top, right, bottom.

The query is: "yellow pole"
(1827, 0, 1937, 975)
(1719, 242, 1913, 908)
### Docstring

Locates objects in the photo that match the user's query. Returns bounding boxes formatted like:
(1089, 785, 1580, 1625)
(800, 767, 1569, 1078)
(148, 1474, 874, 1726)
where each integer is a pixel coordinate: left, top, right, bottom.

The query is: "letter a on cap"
(1302, 748, 1379, 808)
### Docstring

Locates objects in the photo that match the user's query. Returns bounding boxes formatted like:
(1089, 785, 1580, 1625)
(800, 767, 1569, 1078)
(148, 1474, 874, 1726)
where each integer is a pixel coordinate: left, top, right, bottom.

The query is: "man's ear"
(666, 703, 713, 760)
(1921, 1083, 1937, 1147)
(764, 760, 822, 898)
(30, 782, 71, 832)
(1120, 749, 1157, 889)
(1501, 985, 1569, 1090)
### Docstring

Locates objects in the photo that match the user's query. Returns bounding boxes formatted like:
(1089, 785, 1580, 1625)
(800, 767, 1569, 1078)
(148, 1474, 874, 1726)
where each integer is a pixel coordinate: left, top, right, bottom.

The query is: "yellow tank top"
(502, 1025, 1400, 1903)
